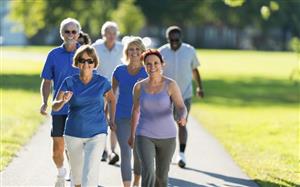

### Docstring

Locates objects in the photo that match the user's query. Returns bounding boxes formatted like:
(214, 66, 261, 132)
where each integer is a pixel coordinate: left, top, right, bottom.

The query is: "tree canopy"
(9, 0, 300, 44)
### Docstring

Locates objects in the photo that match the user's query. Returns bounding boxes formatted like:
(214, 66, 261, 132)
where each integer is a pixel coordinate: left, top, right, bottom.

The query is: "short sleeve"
(58, 77, 69, 92)
(112, 65, 121, 81)
(41, 52, 54, 80)
(191, 48, 200, 69)
(102, 78, 112, 95)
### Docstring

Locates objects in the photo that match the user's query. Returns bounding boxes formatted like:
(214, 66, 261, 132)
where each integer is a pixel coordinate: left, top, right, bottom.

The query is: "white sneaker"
(55, 168, 66, 187)
(55, 175, 65, 187)
(177, 152, 186, 168)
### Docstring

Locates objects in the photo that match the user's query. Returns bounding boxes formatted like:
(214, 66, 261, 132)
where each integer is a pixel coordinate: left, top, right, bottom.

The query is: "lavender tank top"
(136, 79, 177, 139)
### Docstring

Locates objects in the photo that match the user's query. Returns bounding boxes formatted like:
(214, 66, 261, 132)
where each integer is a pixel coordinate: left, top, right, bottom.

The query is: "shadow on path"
(168, 177, 205, 187)
(184, 167, 258, 187)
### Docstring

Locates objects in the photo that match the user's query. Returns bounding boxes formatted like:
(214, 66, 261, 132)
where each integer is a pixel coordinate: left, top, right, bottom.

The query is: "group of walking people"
(40, 17, 204, 187)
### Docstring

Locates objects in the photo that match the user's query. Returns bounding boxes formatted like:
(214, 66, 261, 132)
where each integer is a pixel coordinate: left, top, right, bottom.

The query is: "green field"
(192, 50, 299, 187)
(1, 47, 299, 187)
(0, 46, 51, 170)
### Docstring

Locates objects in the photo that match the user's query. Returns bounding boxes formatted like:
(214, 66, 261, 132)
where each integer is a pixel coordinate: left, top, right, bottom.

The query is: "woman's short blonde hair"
(122, 36, 146, 64)
(73, 45, 99, 69)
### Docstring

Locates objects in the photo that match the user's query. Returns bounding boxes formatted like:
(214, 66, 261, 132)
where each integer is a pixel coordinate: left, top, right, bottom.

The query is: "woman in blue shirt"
(112, 37, 147, 187)
(52, 45, 116, 187)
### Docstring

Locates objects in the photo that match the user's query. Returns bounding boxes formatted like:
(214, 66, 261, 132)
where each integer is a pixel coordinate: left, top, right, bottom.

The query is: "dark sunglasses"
(78, 58, 94, 64)
(64, 30, 77, 34)
(169, 38, 180, 42)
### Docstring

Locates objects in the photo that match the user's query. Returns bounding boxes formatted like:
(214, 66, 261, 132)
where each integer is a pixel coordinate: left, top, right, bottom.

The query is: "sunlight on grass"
(192, 49, 300, 186)
(2, 46, 53, 53)
(1, 46, 51, 170)
(1, 90, 44, 170)
(3, 59, 44, 75)
(198, 50, 298, 79)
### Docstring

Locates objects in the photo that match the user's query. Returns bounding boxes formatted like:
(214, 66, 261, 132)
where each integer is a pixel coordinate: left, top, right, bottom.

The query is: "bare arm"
(40, 79, 52, 115)
(169, 80, 187, 126)
(193, 68, 204, 98)
(52, 91, 73, 111)
(105, 89, 116, 131)
(128, 83, 141, 148)
(112, 76, 119, 95)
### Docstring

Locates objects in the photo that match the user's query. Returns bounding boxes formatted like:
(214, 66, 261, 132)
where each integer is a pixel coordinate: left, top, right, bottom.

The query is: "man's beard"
(65, 39, 77, 45)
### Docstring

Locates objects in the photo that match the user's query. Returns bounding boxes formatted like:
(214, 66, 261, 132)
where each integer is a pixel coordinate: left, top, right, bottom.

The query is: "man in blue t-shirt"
(40, 18, 81, 187)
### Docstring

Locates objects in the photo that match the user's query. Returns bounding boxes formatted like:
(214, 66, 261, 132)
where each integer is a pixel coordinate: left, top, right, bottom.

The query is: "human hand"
(109, 121, 116, 131)
(196, 87, 204, 98)
(40, 103, 48, 115)
(128, 135, 135, 149)
(177, 117, 187, 126)
(63, 91, 73, 103)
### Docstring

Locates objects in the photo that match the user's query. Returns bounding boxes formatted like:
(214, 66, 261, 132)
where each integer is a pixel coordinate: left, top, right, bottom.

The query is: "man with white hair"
(92, 21, 123, 165)
(40, 18, 81, 187)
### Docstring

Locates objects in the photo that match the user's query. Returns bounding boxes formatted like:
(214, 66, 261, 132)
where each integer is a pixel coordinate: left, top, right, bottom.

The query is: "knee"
(141, 163, 154, 175)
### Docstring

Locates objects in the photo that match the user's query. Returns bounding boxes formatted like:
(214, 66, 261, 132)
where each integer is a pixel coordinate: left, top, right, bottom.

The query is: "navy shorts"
(51, 115, 67, 137)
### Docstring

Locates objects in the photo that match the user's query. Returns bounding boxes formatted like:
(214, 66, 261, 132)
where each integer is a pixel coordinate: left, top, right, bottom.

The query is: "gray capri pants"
(135, 135, 176, 187)
(116, 118, 141, 181)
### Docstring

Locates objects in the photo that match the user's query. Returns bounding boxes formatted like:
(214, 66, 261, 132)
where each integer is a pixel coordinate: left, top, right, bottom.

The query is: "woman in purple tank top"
(128, 49, 187, 187)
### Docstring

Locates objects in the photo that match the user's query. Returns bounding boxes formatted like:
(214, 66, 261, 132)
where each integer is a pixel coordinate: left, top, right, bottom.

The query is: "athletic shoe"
(101, 150, 108, 162)
(108, 152, 119, 165)
(177, 152, 186, 168)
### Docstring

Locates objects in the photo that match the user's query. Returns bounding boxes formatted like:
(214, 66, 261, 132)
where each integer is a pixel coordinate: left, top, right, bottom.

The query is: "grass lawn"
(191, 50, 299, 187)
(0, 46, 52, 171)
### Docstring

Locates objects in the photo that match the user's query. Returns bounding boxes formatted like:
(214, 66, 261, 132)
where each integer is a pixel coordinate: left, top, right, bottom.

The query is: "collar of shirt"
(101, 43, 120, 53)
(59, 43, 81, 53)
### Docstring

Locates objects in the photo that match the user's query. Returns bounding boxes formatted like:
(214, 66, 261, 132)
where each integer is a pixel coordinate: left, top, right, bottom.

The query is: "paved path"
(1, 116, 258, 187)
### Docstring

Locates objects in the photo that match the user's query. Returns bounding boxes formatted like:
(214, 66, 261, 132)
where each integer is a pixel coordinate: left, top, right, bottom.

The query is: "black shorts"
(51, 115, 67, 137)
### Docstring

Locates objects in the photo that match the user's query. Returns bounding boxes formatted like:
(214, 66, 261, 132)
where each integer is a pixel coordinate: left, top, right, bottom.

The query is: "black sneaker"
(101, 150, 108, 162)
(178, 159, 186, 168)
(108, 152, 119, 165)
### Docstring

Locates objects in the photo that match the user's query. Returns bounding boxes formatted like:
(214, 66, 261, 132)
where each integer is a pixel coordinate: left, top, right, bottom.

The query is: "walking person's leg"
(176, 98, 191, 168)
(52, 115, 68, 187)
(135, 136, 156, 187)
(155, 138, 176, 187)
(108, 102, 119, 165)
(108, 130, 119, 164)
(101, 103, 109, 162)
(82, 134, 106, 186)
(64, 135, 84, 187)
(116, 119, 133, 187)
(133, 143, 141, 186)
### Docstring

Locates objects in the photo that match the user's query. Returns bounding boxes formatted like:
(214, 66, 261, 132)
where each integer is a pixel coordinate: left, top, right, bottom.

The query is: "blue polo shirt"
(41, 44, 80, 115)
(113, 64, 148, 119)
(59, 74, 111, 138)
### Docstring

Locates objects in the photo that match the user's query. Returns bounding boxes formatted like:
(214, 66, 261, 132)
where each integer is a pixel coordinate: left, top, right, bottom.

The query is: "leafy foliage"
(111, 0, 145, 35)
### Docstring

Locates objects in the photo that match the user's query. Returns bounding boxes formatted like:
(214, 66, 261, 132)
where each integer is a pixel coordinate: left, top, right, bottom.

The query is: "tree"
(10, 0, 46, 37)
(9, 0, 120, 41)
(111, 0, 145, 35)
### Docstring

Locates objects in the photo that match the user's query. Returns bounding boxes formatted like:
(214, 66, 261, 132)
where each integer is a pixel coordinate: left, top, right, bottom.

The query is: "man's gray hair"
(101, 21, 119, 36)
(59, 18, 81, 40)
